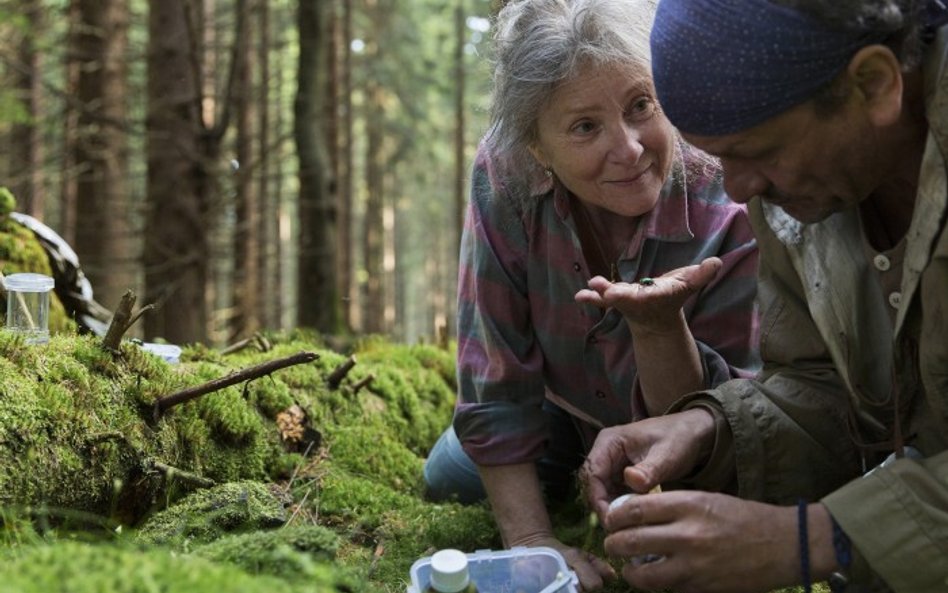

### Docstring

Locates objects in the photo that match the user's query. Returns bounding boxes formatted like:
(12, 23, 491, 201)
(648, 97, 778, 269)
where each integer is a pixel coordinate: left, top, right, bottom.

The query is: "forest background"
(0, 0, 498, 348)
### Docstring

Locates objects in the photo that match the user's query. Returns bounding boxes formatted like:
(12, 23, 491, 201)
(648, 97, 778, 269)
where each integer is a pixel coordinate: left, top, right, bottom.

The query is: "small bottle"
(424, 549, 479, 593)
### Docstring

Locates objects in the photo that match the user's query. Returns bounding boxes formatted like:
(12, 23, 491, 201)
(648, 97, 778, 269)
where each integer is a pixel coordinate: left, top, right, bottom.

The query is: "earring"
(544, 168, 553, 178)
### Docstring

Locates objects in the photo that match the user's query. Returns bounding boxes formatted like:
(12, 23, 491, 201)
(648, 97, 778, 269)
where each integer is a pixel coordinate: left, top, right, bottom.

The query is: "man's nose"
(721, 158, 770, 204)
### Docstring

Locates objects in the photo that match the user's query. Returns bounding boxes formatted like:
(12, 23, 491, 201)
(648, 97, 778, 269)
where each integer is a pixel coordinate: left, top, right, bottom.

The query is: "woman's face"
(530, 62, 676, 217)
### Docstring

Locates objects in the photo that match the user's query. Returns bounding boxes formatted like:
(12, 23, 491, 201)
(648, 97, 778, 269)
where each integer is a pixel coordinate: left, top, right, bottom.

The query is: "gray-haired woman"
(424, 0, 760, 589)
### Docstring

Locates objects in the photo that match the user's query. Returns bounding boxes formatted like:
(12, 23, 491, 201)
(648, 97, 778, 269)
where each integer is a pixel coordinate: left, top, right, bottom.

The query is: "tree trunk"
(295, 0, 339, 332)
(144, 0, 210, 344)
(74, 0, 135, 312)
(362, 77, 385, 335)
(449, 0, 466, 341)
(232, 0, 260, 340)
(327, 0, 348, 332)
(340, 0, 355, 329)
(257, 0, 279, 331)
(10, 0, 46, 219)
(60, 0, 82, 246)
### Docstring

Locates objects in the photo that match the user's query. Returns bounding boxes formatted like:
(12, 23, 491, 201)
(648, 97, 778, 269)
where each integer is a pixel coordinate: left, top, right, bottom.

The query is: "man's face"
(682, 100, 880, 223)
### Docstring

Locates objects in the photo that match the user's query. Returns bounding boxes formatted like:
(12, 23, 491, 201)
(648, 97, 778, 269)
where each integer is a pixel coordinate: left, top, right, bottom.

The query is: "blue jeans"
(423, 402, 587, 504)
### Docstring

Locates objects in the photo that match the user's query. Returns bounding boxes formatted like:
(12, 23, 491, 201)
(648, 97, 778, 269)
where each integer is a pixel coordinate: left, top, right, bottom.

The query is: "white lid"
(608, 493, 638, 513)
(429, 549, 470, 592)
(139, 342, 183, 363)
(3, 273, 54, 293)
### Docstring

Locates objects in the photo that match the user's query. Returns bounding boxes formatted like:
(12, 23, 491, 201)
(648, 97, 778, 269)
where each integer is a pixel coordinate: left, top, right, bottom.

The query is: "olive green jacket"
(670, 30, 948, 592)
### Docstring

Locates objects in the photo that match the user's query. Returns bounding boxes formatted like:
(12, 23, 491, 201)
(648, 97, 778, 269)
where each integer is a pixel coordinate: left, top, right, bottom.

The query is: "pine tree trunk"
(295, 0, 339, 332)
(232, 0, 260, 340)
(144, 0, 210, 344)
(10, 0, 46, 219)
(74, 0, 135, 312)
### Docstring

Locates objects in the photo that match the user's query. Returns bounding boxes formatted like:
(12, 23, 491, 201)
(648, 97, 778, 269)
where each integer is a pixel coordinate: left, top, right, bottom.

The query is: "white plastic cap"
(429, 549, 471, 593)
(608, 493, 637, 513)
(3, 273, 54, 293)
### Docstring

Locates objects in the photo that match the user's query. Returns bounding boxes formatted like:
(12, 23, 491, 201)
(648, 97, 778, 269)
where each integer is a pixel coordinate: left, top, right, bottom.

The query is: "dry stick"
(149, 460, 216, 488)
(220, 332, 272, 355)
(153, 351, 319, 420)
(101, 290, 155, 353)
(327, 354, 357, 389)
(351, 373, 375, 395)
(101, 290, 137, 352)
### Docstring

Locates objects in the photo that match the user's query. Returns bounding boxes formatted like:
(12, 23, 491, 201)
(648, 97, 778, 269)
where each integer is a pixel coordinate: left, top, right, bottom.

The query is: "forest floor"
(0, 329, 825, 593)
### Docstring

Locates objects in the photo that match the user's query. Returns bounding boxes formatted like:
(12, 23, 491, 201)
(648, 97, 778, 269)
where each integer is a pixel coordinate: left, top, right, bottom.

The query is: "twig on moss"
(220, 332, 272, 355)
(327, 355, 357, 389)
(101, 290, 155, 353)
(351, 373, 375, 395)
(147, 460, 216, 489)
(152, 350, 319, 421)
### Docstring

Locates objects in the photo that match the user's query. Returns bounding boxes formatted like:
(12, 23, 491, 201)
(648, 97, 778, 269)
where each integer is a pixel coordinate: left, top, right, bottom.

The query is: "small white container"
(3, 273, 55, 344)
(408, 546, 577, 593)
(139, 342, 183, 364)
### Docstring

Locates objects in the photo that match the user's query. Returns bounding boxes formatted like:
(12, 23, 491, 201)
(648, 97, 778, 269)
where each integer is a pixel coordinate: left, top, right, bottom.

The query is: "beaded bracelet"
(798, 500, 812, 593)
(828, 516, 852, 593)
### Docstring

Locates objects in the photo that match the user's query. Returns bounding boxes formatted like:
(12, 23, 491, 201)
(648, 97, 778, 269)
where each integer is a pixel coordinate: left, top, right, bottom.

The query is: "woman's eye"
(627, 97, 655, 120)
(570, 120, 597, 135)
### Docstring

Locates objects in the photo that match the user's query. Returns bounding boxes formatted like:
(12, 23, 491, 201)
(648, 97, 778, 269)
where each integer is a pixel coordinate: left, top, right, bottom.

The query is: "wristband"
(798, 500, 812, 593)
(828, 516, 852, 593)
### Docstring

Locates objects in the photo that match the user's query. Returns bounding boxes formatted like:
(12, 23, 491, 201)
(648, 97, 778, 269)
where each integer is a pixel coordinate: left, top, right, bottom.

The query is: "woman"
(424, 0, 760, 589)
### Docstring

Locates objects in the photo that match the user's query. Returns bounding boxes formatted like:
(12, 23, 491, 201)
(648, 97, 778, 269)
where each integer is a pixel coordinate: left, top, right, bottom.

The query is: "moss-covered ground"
(0, 329, 828, 593)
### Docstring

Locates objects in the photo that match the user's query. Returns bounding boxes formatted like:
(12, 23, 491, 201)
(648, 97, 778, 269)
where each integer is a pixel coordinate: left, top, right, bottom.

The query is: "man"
(582, 1, 948, 592)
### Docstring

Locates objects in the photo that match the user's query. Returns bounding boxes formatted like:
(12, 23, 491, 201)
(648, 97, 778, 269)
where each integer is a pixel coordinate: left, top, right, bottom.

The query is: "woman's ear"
(847, 44, 903, 127)
(527, 144, 548, 170)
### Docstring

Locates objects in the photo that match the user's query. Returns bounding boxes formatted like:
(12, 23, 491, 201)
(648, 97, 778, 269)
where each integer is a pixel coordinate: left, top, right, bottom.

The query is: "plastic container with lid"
(407, 546, 578, 593)
(3, 272, 55, 344)
(138, 342, 183, 364)
(425, 549, 475, 592)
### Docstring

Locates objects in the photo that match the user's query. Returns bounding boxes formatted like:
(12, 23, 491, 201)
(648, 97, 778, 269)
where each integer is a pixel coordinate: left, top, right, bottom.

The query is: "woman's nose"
(610, 123, 645, 163)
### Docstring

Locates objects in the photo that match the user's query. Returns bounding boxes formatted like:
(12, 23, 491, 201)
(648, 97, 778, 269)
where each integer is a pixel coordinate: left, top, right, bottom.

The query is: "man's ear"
(847, 44, 903, 127)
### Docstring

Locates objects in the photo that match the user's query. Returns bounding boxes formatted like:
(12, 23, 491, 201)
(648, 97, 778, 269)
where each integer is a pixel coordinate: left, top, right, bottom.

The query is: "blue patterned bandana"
(650, 0, 888, 136)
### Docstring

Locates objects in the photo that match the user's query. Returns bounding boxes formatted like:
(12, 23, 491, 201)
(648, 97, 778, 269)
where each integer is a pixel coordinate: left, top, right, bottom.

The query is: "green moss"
(135, 481, 287, 545)
(0, 540, 329, 593)
(0, 187, 15, 218)
(192, 524, 350, 586)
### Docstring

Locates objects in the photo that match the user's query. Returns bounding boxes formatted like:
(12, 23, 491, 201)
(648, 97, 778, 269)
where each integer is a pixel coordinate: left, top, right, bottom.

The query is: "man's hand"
(582, 409, 716, 519)
(602, 491, 830, 593)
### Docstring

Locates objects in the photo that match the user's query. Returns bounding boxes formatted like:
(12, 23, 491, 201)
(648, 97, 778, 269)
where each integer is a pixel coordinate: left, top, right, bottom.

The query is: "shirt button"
(888, 291, 902, 309)
(573, 262, 582, 272)
(595, 390, 606, 399)
(873, 254, 891, 271)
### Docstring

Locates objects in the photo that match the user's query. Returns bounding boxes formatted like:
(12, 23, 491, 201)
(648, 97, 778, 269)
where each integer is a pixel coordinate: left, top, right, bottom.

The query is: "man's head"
(650, 0, 930, 222)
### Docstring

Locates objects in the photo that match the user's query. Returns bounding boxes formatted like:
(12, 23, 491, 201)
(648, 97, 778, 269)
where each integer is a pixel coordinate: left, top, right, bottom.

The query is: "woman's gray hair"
(485, 0, 658, 180)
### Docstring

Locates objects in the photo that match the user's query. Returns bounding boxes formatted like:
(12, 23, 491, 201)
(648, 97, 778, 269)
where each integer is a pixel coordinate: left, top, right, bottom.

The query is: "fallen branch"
(153, 350, 319, 420)
(351, 373, 375, 395)
(220, 332, 272, 355)
(327, 355, 357, 389)
(147, 460, 216, 489)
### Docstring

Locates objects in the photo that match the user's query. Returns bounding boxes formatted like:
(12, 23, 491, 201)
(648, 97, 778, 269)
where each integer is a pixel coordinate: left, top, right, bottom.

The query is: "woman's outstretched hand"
(575, 257, 722, 336)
